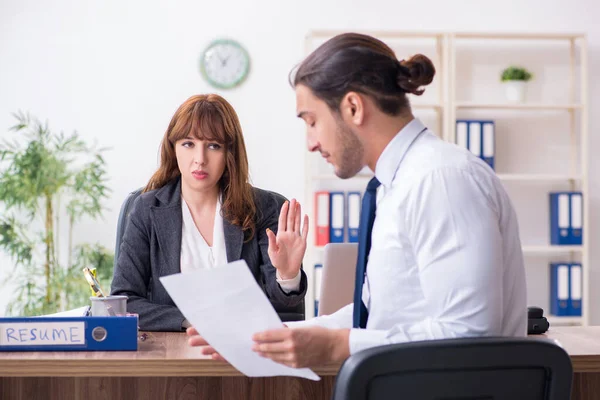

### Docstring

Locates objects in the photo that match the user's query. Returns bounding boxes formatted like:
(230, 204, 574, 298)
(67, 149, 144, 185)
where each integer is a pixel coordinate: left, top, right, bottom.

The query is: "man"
(189, 32, 527, 368)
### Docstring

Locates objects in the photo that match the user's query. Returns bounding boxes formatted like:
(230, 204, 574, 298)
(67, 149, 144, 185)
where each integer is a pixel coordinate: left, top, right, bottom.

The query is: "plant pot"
(503, 80, 527, 103)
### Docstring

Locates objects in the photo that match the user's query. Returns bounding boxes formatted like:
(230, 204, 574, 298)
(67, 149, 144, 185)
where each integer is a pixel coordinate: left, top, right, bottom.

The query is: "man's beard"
(334, 119, 365, 179)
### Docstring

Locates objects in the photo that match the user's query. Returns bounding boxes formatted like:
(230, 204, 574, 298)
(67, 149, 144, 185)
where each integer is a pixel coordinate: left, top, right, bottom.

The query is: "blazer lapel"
(151, 177, 244, 271)
(151, 179, 183, 277)
(223, 218, 244, 263)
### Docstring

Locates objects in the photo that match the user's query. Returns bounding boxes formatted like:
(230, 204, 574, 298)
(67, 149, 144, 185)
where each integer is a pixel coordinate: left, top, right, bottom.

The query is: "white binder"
(468, 122, 482, 157)
(456, 121, 468, 149)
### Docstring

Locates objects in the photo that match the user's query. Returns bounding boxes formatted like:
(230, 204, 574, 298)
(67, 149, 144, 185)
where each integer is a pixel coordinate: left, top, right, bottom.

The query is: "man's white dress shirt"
(289, 118, 527, 354)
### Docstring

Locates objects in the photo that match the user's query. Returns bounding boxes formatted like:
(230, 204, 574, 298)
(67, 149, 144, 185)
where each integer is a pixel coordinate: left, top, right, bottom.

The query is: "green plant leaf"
(501, 66, 534, 82)
(0, 112, 113, 316)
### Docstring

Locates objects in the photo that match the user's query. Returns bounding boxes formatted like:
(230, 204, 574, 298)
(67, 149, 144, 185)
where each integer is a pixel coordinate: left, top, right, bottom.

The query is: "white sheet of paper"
(160, 260, 320, 381)
(39, 306, 90, 317)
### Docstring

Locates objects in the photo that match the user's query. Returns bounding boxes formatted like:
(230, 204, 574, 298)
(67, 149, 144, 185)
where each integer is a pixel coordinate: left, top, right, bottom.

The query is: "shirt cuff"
(349, 328, 388, 355)
(276, 270, 301, 293)
(286, 304, 354, 330)
(284, 320, 309, 329)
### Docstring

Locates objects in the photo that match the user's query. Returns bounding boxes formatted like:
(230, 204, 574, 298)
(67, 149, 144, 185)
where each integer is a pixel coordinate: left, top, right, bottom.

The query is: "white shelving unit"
(455, 103, 582, 110)
(302, 31, 589, 325)
(449, 32, 589, 326)
(497, 174, 582, 182)
(521, 245, 583, 254)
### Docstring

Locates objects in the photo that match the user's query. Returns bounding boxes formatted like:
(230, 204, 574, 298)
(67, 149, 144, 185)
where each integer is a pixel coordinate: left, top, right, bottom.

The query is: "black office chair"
(332, 337, 572, 400)
(114, 188, 305, 322)
(114, 188, 144, 269)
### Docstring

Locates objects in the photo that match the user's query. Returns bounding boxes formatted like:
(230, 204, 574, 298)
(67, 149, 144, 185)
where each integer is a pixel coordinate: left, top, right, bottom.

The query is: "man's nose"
(307, 134, 319, 153)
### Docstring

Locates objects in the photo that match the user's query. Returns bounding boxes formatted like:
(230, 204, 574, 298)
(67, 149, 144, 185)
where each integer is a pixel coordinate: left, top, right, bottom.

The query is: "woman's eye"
(208, 143, 222, 150)
(182, 141, 194, 148)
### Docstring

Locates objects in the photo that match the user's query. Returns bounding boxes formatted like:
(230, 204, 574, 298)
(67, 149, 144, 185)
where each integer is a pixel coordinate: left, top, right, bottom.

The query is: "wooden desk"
(0, 331, 339, 400)
(540, 327, 600, 399)
(1, 327, 599, 400)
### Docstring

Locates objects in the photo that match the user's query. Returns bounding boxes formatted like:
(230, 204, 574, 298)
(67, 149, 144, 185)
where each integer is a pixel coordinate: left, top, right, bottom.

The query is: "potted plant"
(0, 112, 113, 316)
(500, 66, 533, 103)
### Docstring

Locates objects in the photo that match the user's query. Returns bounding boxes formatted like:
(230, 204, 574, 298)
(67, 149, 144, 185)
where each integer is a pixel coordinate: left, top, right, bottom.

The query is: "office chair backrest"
(333, 337, 572, 400)
(113, 188, 305, 322)
(319, 243, 358, 316)
(114, 188, 144, 270)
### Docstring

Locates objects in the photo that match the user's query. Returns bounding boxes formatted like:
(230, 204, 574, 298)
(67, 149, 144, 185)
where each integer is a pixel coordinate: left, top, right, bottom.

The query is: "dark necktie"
(352, 177, 381, 328)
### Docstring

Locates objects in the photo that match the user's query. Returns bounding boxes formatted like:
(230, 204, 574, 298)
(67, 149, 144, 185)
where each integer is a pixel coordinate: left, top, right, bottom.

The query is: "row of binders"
(315, 263, 583, 319)
(314, 191, 361, 246)
(456, 120, 495, 169)
(313, 190, 583, 246)
(550, 263, 582, 317)
(314, 264, 583, 318)
(456, 120, 586, 247)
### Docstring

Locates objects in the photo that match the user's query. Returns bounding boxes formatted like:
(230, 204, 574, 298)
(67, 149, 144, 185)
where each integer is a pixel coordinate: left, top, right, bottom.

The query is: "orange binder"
(314, 191, 330, 246)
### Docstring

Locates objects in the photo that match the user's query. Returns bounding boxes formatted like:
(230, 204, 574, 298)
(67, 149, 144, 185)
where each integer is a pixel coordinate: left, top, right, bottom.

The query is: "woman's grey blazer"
(111, 178, 307, 331)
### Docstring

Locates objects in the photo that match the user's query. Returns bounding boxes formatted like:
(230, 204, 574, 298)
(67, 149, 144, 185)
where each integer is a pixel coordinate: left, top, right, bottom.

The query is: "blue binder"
(481, 121, 495, 170)
(329, 192, 345, 243)
(0, 316, 138, 352)
(569, 263, 582, 316)
(550, 263, 570, 316)
(346, 192, 361, 243)
(549, 192, 583, 245)
(455, 120, 495, 170)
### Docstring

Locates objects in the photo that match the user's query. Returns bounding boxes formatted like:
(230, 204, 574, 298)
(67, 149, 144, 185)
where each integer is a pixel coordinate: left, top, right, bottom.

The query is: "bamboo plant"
(0, 112, 113, 315)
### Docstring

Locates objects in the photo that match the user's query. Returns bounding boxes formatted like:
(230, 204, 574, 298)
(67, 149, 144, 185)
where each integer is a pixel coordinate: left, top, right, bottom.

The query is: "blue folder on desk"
(0, 316, 138, 352)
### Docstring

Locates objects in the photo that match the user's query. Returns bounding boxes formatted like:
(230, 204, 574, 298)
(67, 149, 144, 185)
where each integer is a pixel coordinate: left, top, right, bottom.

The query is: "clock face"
(200, 39, 250, 89)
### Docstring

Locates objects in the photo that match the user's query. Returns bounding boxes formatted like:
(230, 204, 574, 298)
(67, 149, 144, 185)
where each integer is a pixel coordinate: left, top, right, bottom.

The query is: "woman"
(111, 94, 308, 331)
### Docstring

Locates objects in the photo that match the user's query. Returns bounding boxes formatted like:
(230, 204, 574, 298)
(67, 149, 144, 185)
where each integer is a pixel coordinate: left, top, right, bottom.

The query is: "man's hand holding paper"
(160, 260, 319, 380)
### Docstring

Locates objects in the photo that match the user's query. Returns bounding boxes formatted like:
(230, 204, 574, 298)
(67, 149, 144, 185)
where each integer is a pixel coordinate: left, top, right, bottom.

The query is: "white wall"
(0, 0, 599, 319)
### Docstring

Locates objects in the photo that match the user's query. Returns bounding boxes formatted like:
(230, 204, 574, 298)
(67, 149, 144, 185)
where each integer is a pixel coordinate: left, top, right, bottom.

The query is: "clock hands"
(216, 49, 231, 67)
(221, 54, 231, 67)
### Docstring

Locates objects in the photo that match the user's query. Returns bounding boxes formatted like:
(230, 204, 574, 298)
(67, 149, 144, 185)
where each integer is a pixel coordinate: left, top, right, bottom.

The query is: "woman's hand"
(267, 199, 309, 280)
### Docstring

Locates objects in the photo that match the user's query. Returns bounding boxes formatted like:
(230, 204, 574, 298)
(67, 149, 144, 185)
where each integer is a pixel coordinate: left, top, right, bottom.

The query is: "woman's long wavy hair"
(145, 94, 257, 240)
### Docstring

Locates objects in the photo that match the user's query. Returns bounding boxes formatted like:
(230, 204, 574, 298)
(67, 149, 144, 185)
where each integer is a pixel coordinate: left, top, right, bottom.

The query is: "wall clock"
(200, 39, 250, 89)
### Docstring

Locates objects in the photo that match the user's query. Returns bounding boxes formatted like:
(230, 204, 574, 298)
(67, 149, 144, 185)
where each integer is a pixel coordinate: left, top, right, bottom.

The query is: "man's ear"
(340, 91, 364, 126)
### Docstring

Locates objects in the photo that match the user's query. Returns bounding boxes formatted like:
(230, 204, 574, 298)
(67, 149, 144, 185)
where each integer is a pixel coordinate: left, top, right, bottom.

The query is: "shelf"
(314, 245, 582, 254)
(308, 30, 445, 40)
(522, 245, 583, 254)
(497, 174, 582, 182)
(456, 103, 582, 111)
(314, 174, 580, 182)
(453, 32, 584, 41)
(547, 316, 582, 326)
(309, 31, 585, 42)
